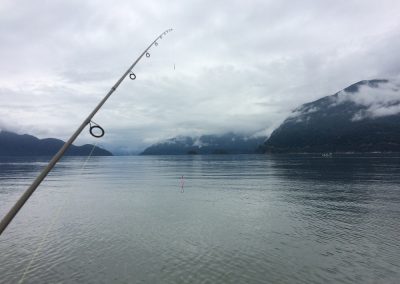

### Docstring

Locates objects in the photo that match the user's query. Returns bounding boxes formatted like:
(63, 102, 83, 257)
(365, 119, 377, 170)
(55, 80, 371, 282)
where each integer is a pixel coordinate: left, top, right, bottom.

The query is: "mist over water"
(1, 155, 400, 283)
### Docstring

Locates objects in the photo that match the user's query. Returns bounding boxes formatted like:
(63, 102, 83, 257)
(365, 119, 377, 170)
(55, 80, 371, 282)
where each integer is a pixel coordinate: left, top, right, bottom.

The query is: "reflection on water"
(0, 155, 399, 283)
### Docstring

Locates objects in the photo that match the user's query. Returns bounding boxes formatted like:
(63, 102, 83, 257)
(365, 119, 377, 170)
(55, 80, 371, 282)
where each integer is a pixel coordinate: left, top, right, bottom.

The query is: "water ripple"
(1, 155, 400, 283)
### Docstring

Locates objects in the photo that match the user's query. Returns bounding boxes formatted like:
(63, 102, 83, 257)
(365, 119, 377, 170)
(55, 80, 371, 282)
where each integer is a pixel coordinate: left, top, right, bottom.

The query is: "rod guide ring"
(89, 121, 105, 138)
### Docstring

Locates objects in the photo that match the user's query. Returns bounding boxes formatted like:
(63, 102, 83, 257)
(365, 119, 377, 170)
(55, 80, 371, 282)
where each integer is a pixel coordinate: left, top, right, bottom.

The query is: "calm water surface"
(0, 154, 400, 283)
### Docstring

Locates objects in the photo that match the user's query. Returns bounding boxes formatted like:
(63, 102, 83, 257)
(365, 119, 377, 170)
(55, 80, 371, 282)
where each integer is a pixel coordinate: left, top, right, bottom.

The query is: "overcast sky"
(1, 0, 400, 153)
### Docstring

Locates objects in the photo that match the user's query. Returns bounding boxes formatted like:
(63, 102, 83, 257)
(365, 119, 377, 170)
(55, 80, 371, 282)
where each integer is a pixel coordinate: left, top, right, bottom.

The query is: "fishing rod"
(0, 28, 174, 235)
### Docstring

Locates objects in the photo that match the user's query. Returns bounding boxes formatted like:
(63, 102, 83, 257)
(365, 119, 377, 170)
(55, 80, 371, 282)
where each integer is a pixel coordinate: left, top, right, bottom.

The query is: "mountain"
(0, 131, 112, 156)
(262, 79, 400, 153)
(141, 133, 266, 155)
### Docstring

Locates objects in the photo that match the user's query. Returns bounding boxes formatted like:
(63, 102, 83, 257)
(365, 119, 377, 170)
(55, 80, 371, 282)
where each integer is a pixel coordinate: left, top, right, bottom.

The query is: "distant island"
(141, 133, 266, 155)
(261, 79, 400, 153)
(0, 131, 112, 156)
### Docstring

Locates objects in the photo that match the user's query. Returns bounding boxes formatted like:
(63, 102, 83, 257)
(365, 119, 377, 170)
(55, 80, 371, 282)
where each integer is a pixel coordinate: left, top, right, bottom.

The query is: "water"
(1, 154, 400, 283)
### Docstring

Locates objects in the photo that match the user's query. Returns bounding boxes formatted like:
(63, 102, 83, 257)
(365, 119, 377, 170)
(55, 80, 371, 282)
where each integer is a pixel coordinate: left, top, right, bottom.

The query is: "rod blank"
(0, 29, 173, 235)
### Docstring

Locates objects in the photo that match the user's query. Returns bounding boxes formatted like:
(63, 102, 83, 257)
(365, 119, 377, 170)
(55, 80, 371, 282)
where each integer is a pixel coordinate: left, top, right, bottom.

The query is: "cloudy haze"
(336, 79, 400, 120)
(1, 0, 400, 153)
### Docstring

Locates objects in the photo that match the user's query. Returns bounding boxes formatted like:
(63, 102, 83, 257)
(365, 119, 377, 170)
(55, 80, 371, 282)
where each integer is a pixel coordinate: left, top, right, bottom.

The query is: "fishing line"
(4, 28, 175, 283)
(171, 31, 176, 71)
(18, 143, 99, 284)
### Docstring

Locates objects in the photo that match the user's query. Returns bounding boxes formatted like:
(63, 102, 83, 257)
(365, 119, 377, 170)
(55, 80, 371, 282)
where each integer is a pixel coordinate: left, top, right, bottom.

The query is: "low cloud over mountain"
(262, 79, 400, 153)
(141, 133, 265, 155)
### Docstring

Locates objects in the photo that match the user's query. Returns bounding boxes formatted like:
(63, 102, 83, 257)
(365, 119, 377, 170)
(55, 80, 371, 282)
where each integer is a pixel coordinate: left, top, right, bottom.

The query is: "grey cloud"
(336, 79, 400, 120)
(1, 0, 400, 153)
